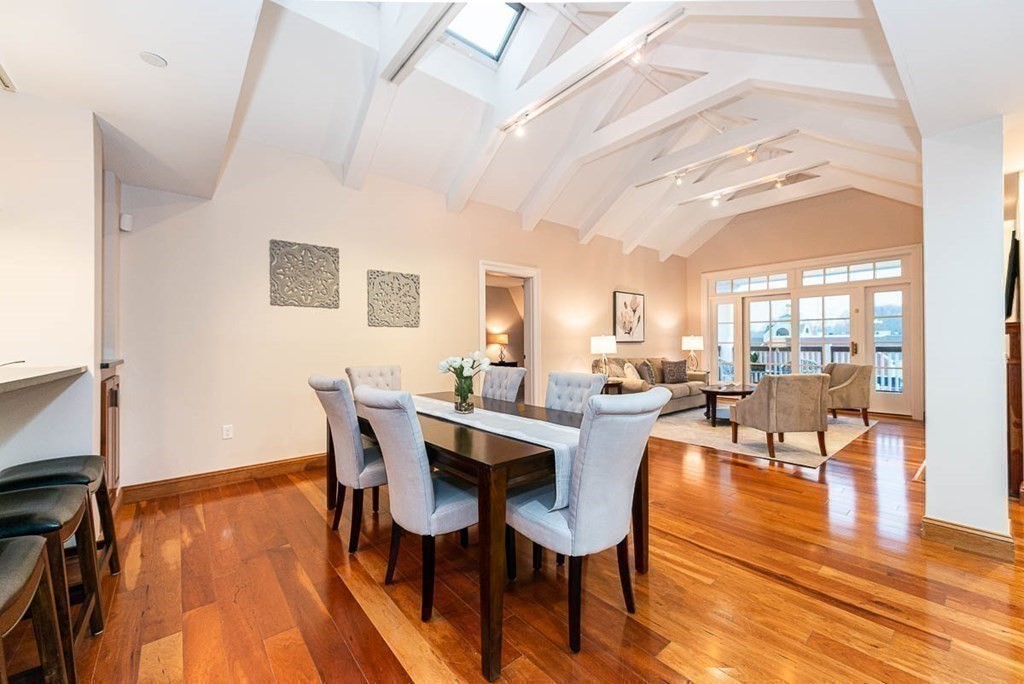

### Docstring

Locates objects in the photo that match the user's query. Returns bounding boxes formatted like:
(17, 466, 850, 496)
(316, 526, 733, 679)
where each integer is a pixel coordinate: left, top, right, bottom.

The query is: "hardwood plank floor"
(12, 415, 1024, 682)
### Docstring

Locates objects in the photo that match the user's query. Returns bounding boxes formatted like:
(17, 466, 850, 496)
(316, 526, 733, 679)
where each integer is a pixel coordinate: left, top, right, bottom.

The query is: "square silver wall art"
(269, 239, 339, 309)
(367, 269, 420, 327)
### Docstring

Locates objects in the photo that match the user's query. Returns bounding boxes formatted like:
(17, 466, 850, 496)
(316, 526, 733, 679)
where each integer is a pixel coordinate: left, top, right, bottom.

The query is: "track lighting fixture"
(774, 177, 785, 189)
(711, 195, 721, 207)
(631, 35, 648, 64)
(675, 175, 683, 186)
(513, 116, 527, 138)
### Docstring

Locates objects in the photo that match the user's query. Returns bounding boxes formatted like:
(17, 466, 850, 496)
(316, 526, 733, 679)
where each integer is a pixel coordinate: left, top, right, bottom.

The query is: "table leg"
(326, 420, 337, 510)
(631, 444, 649, 574)
(478, 467, 508, 681)
(710, 395, 718, 427)
(704, 394, 711, 420)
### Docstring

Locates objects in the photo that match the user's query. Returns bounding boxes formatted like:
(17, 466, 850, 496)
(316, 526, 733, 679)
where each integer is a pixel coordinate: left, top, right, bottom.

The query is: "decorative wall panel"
(269, 240, 339, 309)
(367, 269, 420, 327)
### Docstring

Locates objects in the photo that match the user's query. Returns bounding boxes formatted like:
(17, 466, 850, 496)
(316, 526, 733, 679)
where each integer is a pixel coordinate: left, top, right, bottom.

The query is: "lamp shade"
(487, 332, 509, 345)
(590, 335, 617, 355)
(681, 335, 704, 351)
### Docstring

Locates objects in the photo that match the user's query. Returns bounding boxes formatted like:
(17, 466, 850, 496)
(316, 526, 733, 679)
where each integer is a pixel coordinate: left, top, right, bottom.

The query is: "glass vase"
(454, 376, 474, 414)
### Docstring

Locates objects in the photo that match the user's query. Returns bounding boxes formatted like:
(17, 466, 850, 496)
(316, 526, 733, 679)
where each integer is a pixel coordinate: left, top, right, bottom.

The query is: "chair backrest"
(567, 388, 671, 556)
(756, 373, 829, 432)
(545, 371, 607, 413)
(309, 376, 365, 487)
(353, 386, 435, 536)
(346, 365, 402, 391)
(481, 367, 527, 402)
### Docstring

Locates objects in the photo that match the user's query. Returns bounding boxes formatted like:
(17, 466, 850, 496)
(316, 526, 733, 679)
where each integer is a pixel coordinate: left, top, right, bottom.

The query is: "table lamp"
(590, 335, 617, 375)
(487, 332, 510, 362)
(682, 335, 704, 371)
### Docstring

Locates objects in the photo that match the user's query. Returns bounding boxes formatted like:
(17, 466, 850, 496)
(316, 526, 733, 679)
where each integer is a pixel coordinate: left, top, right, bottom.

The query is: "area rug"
(650, 408, 876, 468)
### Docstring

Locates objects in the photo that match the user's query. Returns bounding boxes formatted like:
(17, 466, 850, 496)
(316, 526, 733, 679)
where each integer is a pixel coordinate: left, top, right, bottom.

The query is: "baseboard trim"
(122, 453, 326, 503)
(921, 516, 1015, 562)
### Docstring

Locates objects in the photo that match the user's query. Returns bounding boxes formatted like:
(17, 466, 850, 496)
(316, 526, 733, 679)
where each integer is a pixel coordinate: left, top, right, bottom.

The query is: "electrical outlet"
(222, 424, 234, 440)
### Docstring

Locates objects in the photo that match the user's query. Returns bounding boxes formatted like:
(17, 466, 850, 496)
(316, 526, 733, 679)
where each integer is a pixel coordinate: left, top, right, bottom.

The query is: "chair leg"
(95, 476, 120, 576)
(532, 542, 542, 571)
(43, 531, 77, 684)
(75, 501, 105, 635)
(331, 483, 346, 531)
(861, 408, 870, 426)
(372, 485, 380, 512)
(830, 408, 838, 420)
(348, 488, 363, 553)
(731, 422, 738, 443)
(778, 432, 785, 443)
(616, 538, 635, 614)
(385, 524, 402, 585)
(556, 553, 565, 567)
(459, 528, 470, 548)
(421, 535, 436, 622)
(30, 559, 68, 684)
(568, 556, 583, 653)
(505, 525, 517, 582)
(817, 431, 828, 457)
(766, 433, 776, 459)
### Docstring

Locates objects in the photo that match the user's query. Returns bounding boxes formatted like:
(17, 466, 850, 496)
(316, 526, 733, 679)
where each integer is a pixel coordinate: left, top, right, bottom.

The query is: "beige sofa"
(591, 357, 707, 415)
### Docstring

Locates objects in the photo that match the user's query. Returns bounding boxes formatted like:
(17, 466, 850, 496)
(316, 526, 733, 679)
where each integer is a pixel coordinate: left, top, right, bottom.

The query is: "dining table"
(325, 391, 650, 682)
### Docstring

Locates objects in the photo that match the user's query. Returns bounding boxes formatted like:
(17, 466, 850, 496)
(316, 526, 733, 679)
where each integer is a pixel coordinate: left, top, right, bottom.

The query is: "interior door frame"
(479, 260, 542, 404)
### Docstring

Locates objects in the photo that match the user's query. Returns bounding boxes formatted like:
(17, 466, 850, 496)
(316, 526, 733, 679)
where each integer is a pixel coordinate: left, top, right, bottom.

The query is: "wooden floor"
(7, 415, 1024, 682)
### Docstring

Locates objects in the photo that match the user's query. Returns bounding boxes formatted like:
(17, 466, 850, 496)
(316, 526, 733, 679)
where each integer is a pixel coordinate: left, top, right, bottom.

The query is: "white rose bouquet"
(438, 351, 491, 413)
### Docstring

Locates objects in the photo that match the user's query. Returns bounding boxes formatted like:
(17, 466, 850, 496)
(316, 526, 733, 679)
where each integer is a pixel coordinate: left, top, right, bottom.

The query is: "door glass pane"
(718, 323, 734, 343)
(873, 290, 904, 393)
(823, 295, 850, 319)
(716, 303, 735, 382)
(799, 294, 850, 375)
(749, 300, 770, 321)
(749, 297, 791, 383)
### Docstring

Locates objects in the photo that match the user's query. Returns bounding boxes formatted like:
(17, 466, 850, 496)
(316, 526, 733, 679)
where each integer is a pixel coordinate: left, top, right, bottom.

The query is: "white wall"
(922, 116, 1009, 536)
(0, 94, 102, 466)
(119, 138, 687, 485)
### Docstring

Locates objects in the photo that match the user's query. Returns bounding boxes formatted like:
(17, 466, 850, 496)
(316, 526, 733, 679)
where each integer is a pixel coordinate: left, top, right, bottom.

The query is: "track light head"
(711, 195, 721, 207)
(674, 175, 683, 186)
(745, 149, 756, 163)
(774, 177, 785, 189)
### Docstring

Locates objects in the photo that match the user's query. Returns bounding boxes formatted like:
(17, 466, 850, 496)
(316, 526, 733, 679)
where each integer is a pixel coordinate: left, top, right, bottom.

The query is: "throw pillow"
(636, 360, 656, 385)
(623, 362, 641, 381)
(662, 360, 689, 384)
(647, 357, 666, 383)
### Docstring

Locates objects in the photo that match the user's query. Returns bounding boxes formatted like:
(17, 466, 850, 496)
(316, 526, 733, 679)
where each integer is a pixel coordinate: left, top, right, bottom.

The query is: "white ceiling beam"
(676, 0, 868, 19)
(780, 136, 920, 186)
(622, 149, 830, 253)
(342, 3, 459, 189)
(270, 0, 380, 49)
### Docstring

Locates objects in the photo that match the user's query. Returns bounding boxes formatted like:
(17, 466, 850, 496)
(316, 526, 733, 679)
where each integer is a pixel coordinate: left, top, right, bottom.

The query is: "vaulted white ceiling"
(0, 0, 925, 259)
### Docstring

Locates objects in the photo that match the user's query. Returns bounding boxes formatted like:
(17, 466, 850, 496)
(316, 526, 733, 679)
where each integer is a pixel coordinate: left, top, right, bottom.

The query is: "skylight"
(445, 3, 524, 61)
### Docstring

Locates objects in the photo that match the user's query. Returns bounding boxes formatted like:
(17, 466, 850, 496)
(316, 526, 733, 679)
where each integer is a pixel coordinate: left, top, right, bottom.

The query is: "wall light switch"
(222, 424, 234, 440)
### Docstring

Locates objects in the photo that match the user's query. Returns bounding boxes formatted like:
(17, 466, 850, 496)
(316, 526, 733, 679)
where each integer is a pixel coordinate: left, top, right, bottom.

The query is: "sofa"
(591, 357, 707, 415)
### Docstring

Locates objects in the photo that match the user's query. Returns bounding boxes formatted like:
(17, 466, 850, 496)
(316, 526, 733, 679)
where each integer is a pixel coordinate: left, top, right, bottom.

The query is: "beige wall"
(684, 189, 923, 334)
(485, 286, 524, 364)
(119, 138, 687, 485)
(0, 94, 102, 468)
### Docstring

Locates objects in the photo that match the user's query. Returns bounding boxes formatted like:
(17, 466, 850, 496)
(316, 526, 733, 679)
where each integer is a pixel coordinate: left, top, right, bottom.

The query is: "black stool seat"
(0, 486, 89, 538)
(0, 455, 104, 494)
(0, 536, 47, 614)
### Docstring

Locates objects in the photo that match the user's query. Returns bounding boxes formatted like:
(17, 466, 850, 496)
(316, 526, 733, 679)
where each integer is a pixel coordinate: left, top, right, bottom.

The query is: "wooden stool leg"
(568, 557, 583, 653)
(95, 476, 120, 576)
(31, 559, 68, 684)
(348, 489, 364, 553)
(43, 532, 77, 684)
(616, 538, 635, 614)
(76, 500, 105, 635)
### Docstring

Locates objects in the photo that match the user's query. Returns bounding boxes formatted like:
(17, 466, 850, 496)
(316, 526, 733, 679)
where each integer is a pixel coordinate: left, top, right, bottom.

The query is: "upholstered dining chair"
(309, 376, 388, 553)
(505, 387, 670, 652)
(354, 386, 479, 621)
(545, 371, 607, 413)
(345, 365, 401, 391)
(822, 363, 873, 426)
(482, 366, 527, 402)
(730, 374, 830, 459)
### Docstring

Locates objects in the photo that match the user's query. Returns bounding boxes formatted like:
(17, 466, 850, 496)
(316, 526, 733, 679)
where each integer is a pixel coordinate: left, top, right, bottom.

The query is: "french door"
(746, 296, 792, 383)
(865, 284, 911, 414)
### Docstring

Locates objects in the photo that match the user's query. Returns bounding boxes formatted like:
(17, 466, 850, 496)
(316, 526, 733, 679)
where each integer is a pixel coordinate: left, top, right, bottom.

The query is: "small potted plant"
(438, 352, 491, 414)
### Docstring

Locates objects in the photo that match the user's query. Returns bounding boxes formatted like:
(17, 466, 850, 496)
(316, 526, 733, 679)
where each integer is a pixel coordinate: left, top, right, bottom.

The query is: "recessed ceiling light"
(139, 52, 168, 68)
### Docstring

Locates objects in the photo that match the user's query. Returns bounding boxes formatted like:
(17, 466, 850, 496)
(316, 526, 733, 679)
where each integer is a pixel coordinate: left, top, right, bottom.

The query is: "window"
(802, 259, 902, 287)
(849, 263, 873, 281)
(873, 290, 904, 392)
(733, 277, 750, 293)
(803, 268, 824, 287)
(750, 275, 768, 291)
(748, 297, 792, 382)
(798, 295, 851, 374)
(715, 280, 731, 294)
(825, 266, 848, 284)
(768, 273, 788, 289)
(446, 3, 524, 60)
(717, 303, 735, 382)
(875, 259, 902, 279)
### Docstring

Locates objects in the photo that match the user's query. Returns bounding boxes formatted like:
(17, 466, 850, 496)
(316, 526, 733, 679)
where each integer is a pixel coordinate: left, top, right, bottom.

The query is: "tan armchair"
(730, 374, 830, 459)
(822, 363, 873, 426)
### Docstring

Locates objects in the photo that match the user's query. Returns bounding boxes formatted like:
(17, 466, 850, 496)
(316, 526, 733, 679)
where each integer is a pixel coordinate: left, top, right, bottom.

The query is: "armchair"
(822, 363, 873, 426)
(730, 374, 830, 459)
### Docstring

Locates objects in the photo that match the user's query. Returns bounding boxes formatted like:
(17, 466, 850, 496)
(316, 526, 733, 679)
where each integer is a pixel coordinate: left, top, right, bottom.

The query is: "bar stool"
(0, 536, 67, 683)
(0, 456, 120, 576)
(0, 486, 103, 684)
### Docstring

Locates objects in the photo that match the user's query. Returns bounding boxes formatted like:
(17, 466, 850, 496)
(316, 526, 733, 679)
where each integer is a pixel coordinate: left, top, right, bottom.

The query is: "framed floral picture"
(613, 291, 645, 343)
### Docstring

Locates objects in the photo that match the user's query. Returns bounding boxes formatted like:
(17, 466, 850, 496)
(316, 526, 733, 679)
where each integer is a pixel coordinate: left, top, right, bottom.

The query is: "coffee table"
(700, 384, 757, 427)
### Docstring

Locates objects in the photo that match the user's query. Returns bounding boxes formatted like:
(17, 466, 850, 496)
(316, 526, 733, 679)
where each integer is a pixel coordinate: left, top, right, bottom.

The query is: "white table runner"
(412, 395, 579, 510)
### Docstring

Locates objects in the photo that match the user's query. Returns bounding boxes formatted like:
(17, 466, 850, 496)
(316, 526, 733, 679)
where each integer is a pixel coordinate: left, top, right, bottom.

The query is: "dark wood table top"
(701, 384, 756, 396)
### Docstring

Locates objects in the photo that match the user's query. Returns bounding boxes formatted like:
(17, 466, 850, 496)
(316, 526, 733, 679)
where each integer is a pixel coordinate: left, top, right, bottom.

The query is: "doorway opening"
(479, 262, 541, 403)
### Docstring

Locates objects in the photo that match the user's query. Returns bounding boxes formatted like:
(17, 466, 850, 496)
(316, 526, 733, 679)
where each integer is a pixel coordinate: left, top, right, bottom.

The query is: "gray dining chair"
(481, 367, 527, 402)
(346, 365, 402, 390)
(505, 387, 670, 652)
(309, 376, 388, 552)
(354, 386, 479, 621)
(545, 371, 607, 413)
